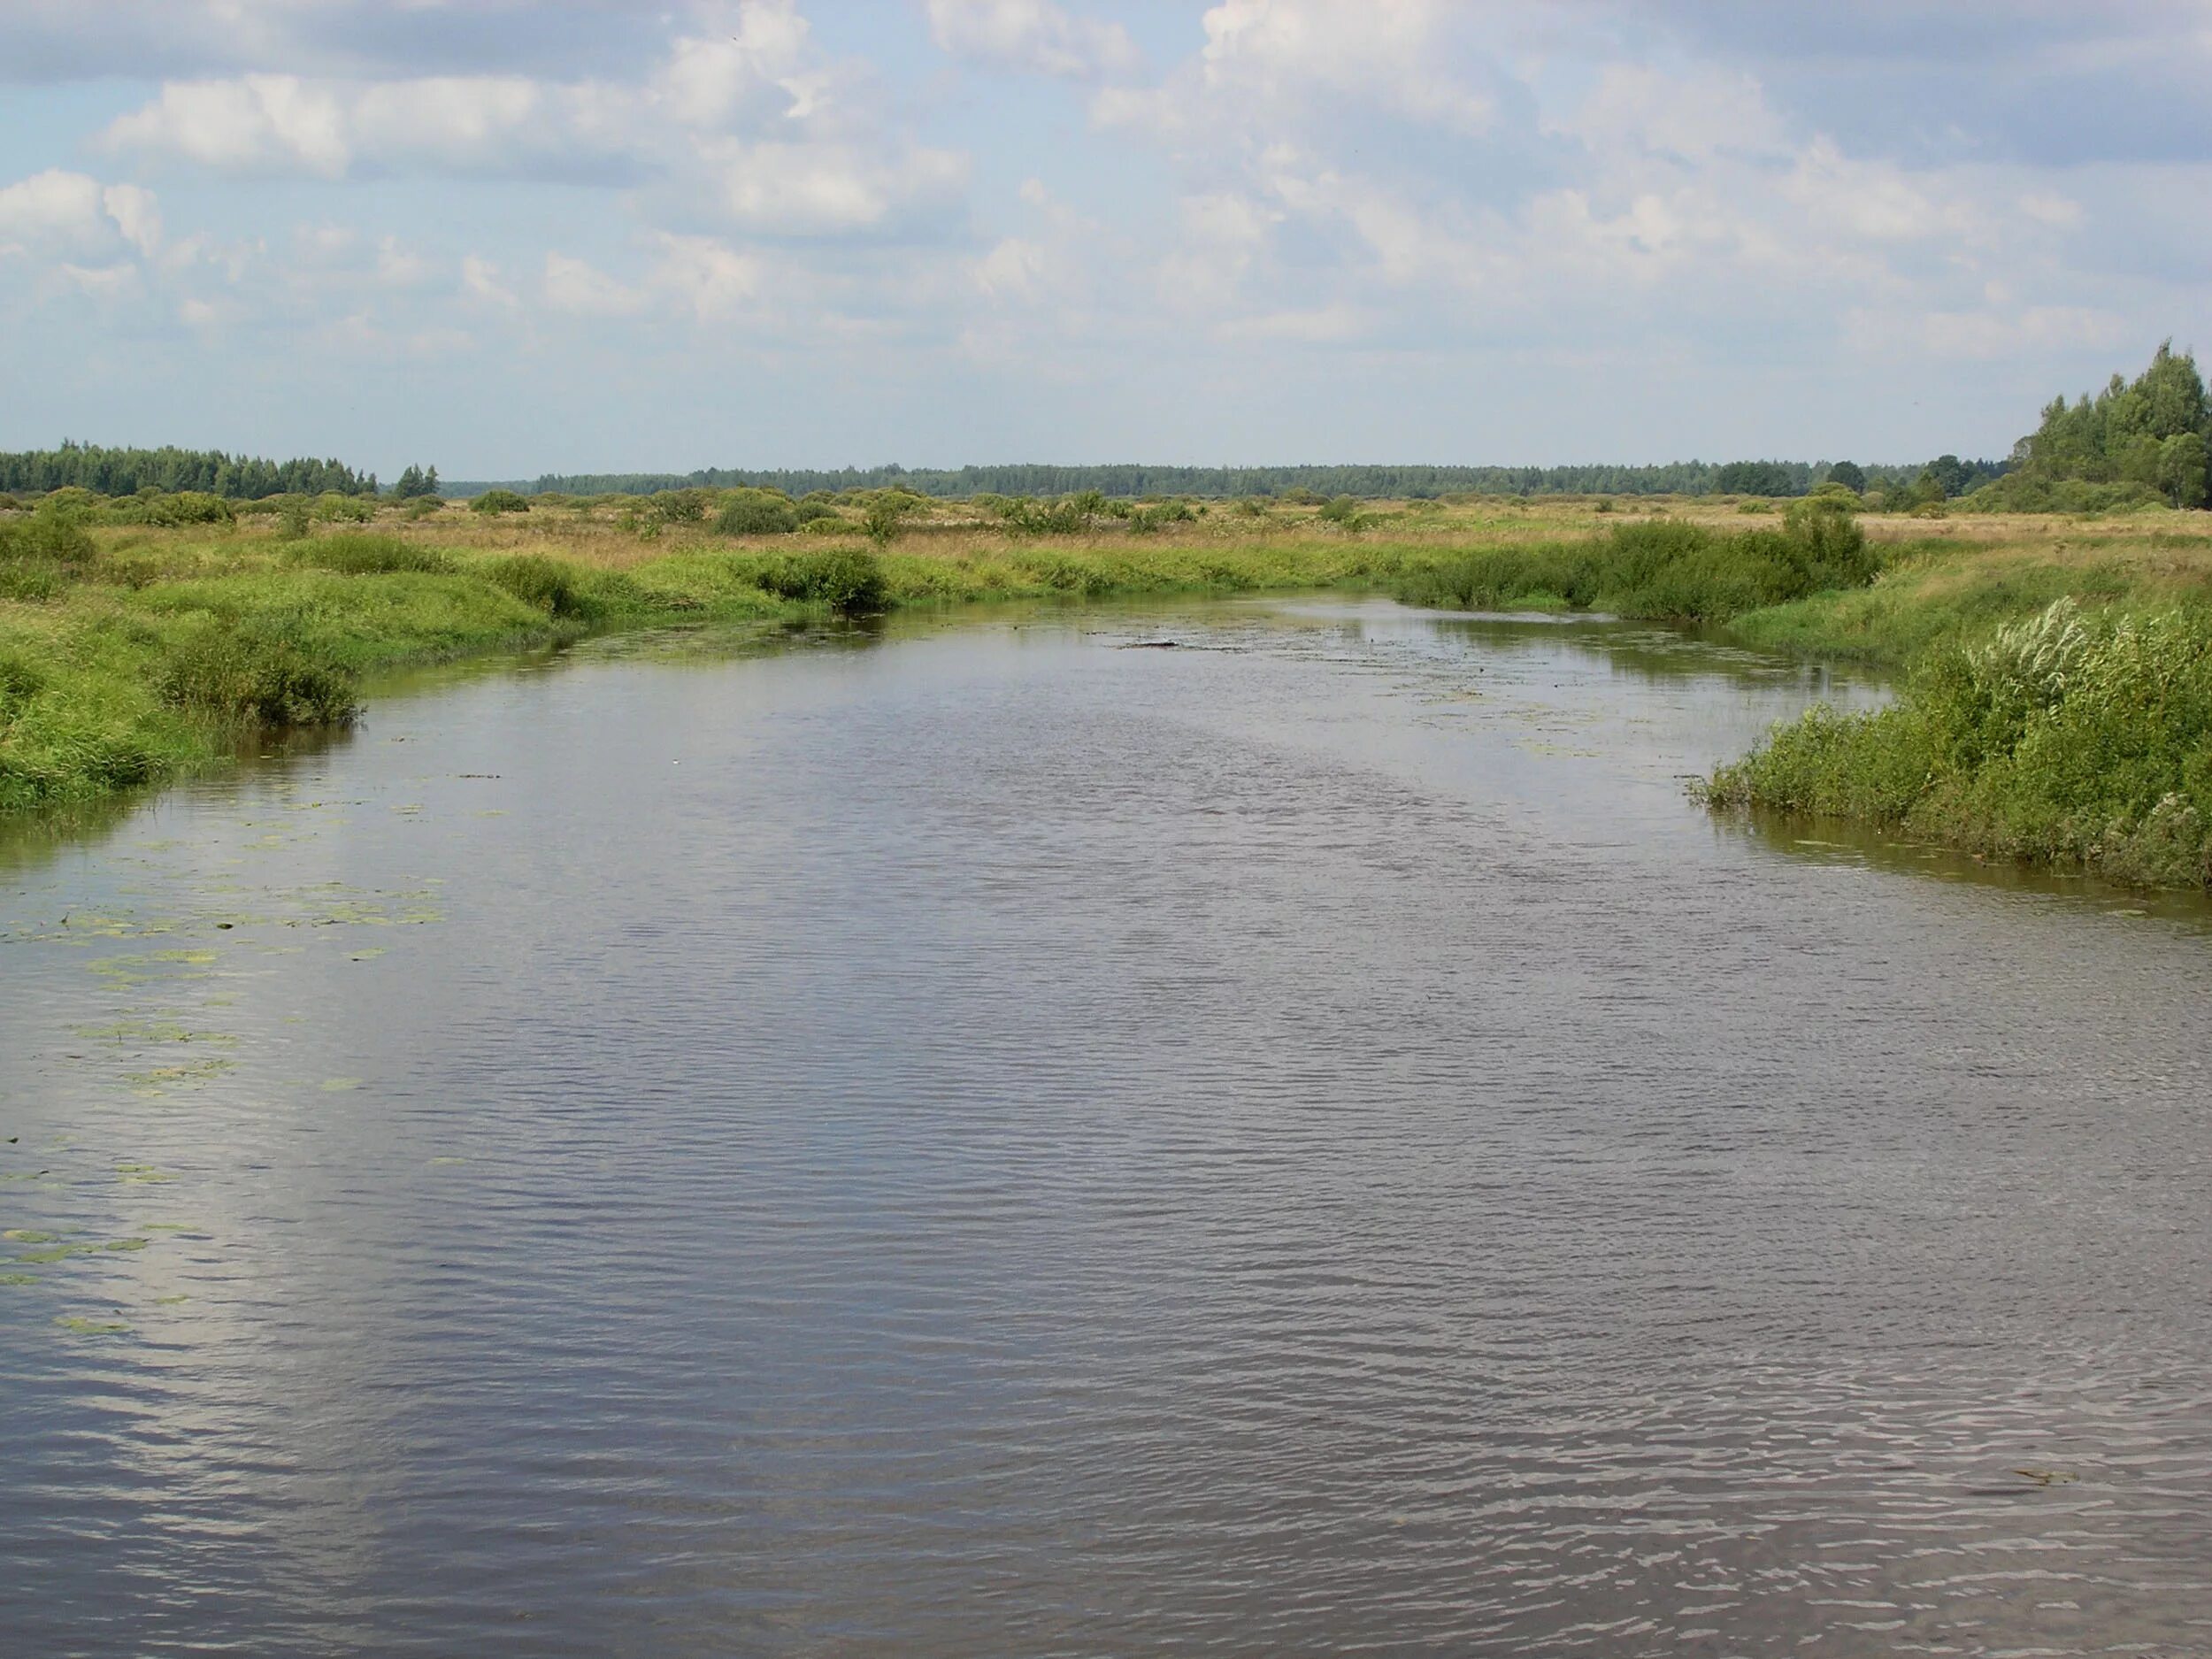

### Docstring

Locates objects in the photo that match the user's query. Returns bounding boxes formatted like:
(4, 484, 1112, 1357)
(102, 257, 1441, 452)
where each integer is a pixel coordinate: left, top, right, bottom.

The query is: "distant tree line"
(0, 442, 379, 499)
(464, 458, 2003, 503)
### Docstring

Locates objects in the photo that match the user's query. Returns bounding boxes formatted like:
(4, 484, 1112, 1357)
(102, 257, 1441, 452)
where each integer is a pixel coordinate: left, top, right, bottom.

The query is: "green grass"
(1709, 599, 2212, 887)
(1393, 506, 1878, 622)
(0, 526, 1468, 813)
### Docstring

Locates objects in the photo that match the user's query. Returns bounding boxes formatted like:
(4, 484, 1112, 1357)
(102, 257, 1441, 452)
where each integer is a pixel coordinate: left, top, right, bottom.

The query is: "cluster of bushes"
(1709, 598, 2212, 887)
(1395, 498, 1878, 621)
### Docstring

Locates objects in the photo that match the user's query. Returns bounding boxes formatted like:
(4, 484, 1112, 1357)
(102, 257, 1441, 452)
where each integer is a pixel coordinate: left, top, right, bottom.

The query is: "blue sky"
(2, 0, 2207, 479)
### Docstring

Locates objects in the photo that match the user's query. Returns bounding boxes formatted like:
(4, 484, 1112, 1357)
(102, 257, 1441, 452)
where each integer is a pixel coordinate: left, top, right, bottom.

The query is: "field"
(4, 488, 2211, 883)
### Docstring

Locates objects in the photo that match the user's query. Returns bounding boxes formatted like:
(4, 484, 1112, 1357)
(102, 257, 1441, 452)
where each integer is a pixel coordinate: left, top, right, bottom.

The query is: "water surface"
(4, 597, 2209, 1655)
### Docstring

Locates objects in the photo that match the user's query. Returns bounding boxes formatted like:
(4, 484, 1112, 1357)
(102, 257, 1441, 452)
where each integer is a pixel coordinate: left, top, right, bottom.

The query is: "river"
(3, 596, 2208, 1655)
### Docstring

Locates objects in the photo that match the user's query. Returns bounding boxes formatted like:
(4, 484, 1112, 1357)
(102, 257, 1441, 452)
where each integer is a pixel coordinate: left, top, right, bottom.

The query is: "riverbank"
(4, 492, 2210, 888)
(1705, 528, 2212, 888)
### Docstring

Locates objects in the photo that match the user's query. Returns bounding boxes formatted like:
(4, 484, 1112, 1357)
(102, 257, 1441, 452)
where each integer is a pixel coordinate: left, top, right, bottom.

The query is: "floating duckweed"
(319, 1077, 365, 1092)
(115, 1164, 174, 1184)
(104, 1238, 150, 1253)
(3, 1228, 57, 1243)
(56, 1317, 129, 1335)
(0, 1273, 33, 1286)
(154, 1294, 188, 1306)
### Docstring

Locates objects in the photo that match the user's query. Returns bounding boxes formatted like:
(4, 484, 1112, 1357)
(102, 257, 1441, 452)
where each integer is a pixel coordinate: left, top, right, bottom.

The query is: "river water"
(3, 596, 2208, 1656)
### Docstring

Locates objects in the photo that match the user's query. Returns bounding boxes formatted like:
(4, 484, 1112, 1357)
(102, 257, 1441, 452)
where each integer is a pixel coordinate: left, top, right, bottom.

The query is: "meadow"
(4, 484, 2210, 884)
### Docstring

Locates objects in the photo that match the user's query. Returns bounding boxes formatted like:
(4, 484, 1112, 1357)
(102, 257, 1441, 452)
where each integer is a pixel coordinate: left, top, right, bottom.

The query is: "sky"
(2, 0, 2208, 480)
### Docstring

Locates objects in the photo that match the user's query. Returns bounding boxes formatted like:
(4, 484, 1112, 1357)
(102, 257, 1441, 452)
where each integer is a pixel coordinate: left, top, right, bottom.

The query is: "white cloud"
(0, 170, 163, 259)
(542, 251, 649, 317)
(927, 0, 1141, 81)
(651, 232, 763, 319)
(462, 254, 519, 310)
(105, 76, 352, 174)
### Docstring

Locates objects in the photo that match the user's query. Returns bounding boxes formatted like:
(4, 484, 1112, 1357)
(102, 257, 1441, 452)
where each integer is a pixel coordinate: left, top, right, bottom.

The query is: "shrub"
(313, 491, 374, 524)
(141, 491, 236, 527)
(274, 496, 313, 541)
(0, 504, 96, 566)
(296, 534, 455, 575)
(651, 488, 711, 525)
(0, 493, 19, 511)
(1126, 501, 1195, 535)
(757, 548, 887, 614)
(472, 488, 532, 516)
(1710, 598, 2212, 887)
(715, 489, 801, 536)
(1318, 495, 1363, 526)
(863, 493, 924, 546)
(158, 623, 359, 726)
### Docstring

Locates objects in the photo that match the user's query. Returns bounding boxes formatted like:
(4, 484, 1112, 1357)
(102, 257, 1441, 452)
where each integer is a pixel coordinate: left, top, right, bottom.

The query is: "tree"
(391, 464, 441, 500)
(1924, 454, 1973, 498)
(2157, 432, 2208, 509)
(2011, 341, 2212, 506)
(1824, 460, 1867, 493)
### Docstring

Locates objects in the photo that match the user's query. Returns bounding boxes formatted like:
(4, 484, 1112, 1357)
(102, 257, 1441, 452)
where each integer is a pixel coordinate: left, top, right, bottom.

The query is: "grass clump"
(1709, 598, 2212, 887)
(479, 554, 601, 619)
(157, 620, 360, 726)
(756, 548, 887, 614)
(294, 534, 456, 576)
(1397, 500, 1877, 622)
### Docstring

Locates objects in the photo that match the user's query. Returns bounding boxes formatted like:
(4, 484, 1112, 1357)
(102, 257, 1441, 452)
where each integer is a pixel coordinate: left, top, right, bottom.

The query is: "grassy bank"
(8, 488, 2212, 892)
(1709, 525, 2212, 887)
(0, 502, 1496, 812)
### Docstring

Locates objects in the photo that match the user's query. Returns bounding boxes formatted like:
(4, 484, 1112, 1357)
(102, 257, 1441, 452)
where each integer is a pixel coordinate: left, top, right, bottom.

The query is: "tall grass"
(1394, 503, 1878, 621)
(1709, 598, 2212, 887)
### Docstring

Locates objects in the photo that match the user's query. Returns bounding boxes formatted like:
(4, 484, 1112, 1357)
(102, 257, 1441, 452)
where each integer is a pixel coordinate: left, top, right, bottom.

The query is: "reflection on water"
(3, 595, 2209, 1655)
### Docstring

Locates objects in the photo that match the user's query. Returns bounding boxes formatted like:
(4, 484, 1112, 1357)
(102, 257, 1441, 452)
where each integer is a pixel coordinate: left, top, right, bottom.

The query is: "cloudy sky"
(2, 1, 2207, 479)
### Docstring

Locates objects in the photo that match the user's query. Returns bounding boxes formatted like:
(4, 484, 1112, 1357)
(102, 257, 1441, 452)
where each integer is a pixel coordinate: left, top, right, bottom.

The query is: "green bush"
(472, 488, 532, 516)
(757, 548, 887, 614)
(274, 495, 313, 541)
(651, 488, 712, 525)
(158, 622, 360, 726)
(0, 504, 96, 566)
(1711, 598, 2212, 886)
(715, 490, 801, 536)
(864, 493, 924, 546)
(1317, 495, 1363, 526)
(313, 491, 374, 524)
(138, 491, 236, 527)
